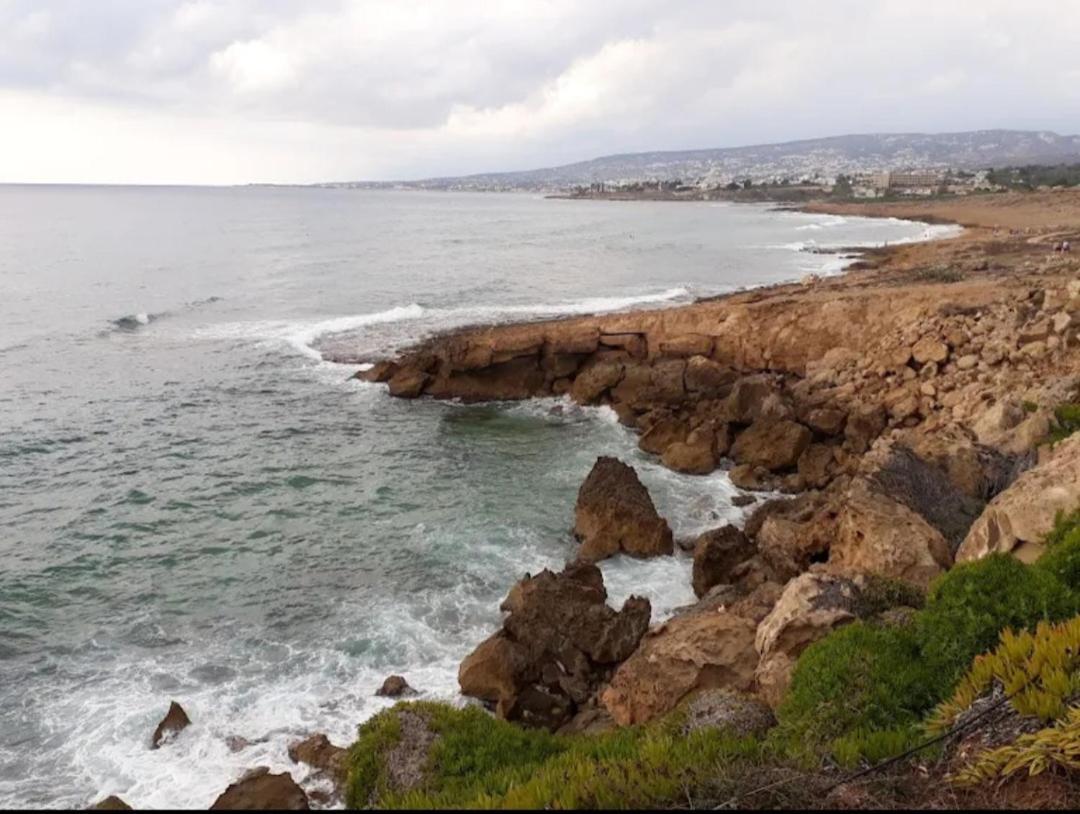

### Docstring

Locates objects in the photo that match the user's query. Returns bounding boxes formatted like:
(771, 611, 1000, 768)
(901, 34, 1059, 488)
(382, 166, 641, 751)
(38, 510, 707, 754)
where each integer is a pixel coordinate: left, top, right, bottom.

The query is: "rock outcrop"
(957, 434, 1080, 563)
(573, 457, 673, 562)
(287, 734, 347, 785)
(376, 675, 417, 698)
(151, 701, 190, 749)
(90, 796, 132, 811)
(458, 562, 650, 729)
(600, 608, 758, 725)
(210, 768, 309, 811)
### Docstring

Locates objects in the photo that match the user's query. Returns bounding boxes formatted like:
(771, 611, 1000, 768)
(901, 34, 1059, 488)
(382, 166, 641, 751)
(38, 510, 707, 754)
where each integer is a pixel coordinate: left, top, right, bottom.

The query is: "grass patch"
(1049, 403, 1080, 446)
(346, 701, 762, 810)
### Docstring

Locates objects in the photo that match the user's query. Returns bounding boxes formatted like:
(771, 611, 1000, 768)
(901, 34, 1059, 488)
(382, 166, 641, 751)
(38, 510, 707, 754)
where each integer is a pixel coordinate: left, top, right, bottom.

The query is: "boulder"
(912, 336, 949, 365)
(355, 360, 398, 383)
(91, 796, 132, 811)
(754, 497, 835, 581)
(692, 526, 755, 598)
(957, 434, 1080, 564)
(573, 457, 674, 562)
(600, 609, 758, 725)
(860, 440, 986, 552)
(797, 444, 835, 489)
(681, 688, 776, 738)
(730, 419, 812, 471)
(151, 701, 190, 749)
(376, 675, 417, 698)
(210, 767, 309, 811)
(458, 563, 651, 730)
(829, 478, 953, 588)
(570, 361, 624, 404)
(287, 734, 346, 782)
(661, 428, 717, 474)
(726, 375, 785, 424)
(805, 407, 847, 436)
(754, 572, 862, 707)
(844, 405, 887, 454)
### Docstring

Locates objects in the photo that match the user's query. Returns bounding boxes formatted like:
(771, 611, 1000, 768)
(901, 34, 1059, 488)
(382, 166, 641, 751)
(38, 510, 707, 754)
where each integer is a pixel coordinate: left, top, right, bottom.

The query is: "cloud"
(0, 0, 1079, 183)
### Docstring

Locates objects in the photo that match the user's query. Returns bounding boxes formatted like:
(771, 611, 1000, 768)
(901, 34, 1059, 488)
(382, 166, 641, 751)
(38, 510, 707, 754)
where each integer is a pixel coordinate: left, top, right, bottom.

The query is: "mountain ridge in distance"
(323, 129, 1080, 191)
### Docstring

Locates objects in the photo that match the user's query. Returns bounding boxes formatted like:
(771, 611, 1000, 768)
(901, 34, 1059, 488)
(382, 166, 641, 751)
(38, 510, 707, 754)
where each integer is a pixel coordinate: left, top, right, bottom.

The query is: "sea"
(0, 185, 956, 808)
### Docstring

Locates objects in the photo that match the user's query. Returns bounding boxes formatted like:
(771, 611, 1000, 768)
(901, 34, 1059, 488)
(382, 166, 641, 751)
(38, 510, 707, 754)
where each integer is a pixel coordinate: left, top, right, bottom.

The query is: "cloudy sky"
(2, 0, 1080, 184)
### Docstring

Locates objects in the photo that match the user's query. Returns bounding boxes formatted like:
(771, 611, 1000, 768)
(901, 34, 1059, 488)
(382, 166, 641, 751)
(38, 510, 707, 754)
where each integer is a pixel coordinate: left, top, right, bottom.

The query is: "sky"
(2, 0, 1080, 185)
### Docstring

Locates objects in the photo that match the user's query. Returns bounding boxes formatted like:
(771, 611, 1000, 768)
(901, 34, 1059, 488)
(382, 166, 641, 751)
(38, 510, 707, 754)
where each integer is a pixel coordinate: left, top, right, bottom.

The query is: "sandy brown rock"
(90, 796, 132, 811)
(637, 415, 689, 455)
(573, 457, 673, 562)
(387, 367, 429, 399)
(569, 360, 624, 404)
(210, 767, 309, 811)
(957, 434, 1080, 563)
(601, 609, 758, 725)
(661, 428, 717, 474)
(754, 572, 862, 706)
(151, 701, 190, 749)
(730, 419, 812, 471)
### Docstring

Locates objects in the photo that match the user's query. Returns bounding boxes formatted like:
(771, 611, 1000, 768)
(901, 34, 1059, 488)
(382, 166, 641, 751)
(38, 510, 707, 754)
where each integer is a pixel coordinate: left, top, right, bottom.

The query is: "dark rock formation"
(691, 526, 755, 598)
(573, 457, 673, 562)
(458, 562, 650, 730)
(151, 701, 191, 749)
(376, 675, 417, 698)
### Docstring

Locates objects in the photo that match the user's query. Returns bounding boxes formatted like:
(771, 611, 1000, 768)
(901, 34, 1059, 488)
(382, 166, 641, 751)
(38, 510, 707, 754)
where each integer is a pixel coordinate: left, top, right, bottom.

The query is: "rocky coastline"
(98, 190, 1080, 809)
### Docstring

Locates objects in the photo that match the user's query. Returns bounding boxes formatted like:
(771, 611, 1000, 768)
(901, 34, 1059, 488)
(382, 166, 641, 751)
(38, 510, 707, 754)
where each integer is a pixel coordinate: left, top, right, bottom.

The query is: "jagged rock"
(681, 688, 776, 738)
(151, 701, 190, 749)
(730, 419, 812, 471)
(692, 526, 755, 598)
(661, 428, 717, 474)
(376, 675, 417, 698)
(754, 572, 862, 707)
(287, 734, 346, 782)
(957, 434, 1080, 564)
(726, 375, 785, 424)
(90, 796, 131, 811)
(458, 563, 650, 730)
(798, 444, 836, 489)
(752, 492, 836, 581)
(612, 359, 687, 406)
(210, 767, 309, 810)
(601, 609, 757, 725)
(573, 457, 673, 562)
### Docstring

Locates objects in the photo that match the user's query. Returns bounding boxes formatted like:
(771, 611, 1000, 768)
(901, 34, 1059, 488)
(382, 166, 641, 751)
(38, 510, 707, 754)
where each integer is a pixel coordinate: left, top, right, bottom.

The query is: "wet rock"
(731, 494, 757, 507)
(210, 767, 309, 811)
(601, 609, 758, 725)
(151, 701, 191, 749)
(637, 415, 689, 455)
(573, 457, 673, 562)
(681, 688, 776, 738)
(90, 796, 132, 811)
(287, 734, 347, 782)
(458, 562, 650, 730)
(376, 675, 417, 698)
(692, 526, 755, 598)
(355, 360, 399, 383)
(730, 419, 812, 471)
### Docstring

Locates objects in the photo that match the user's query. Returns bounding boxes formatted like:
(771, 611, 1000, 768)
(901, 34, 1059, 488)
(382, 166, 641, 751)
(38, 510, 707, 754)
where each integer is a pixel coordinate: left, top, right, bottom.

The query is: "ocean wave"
(107, 297, 224, 334)
(201, 287, 691, 363)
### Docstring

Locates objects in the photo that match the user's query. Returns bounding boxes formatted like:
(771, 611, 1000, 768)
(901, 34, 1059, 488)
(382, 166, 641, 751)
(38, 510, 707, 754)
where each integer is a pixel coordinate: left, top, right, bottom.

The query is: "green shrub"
(853, 575, 926, 617)
(772, 623, 938, 762)
(915, 554, 1077, 695)
(1049, 403, 1080, 446)
(346, 701, 763, 810)
(1035, 509, 1080, 590)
